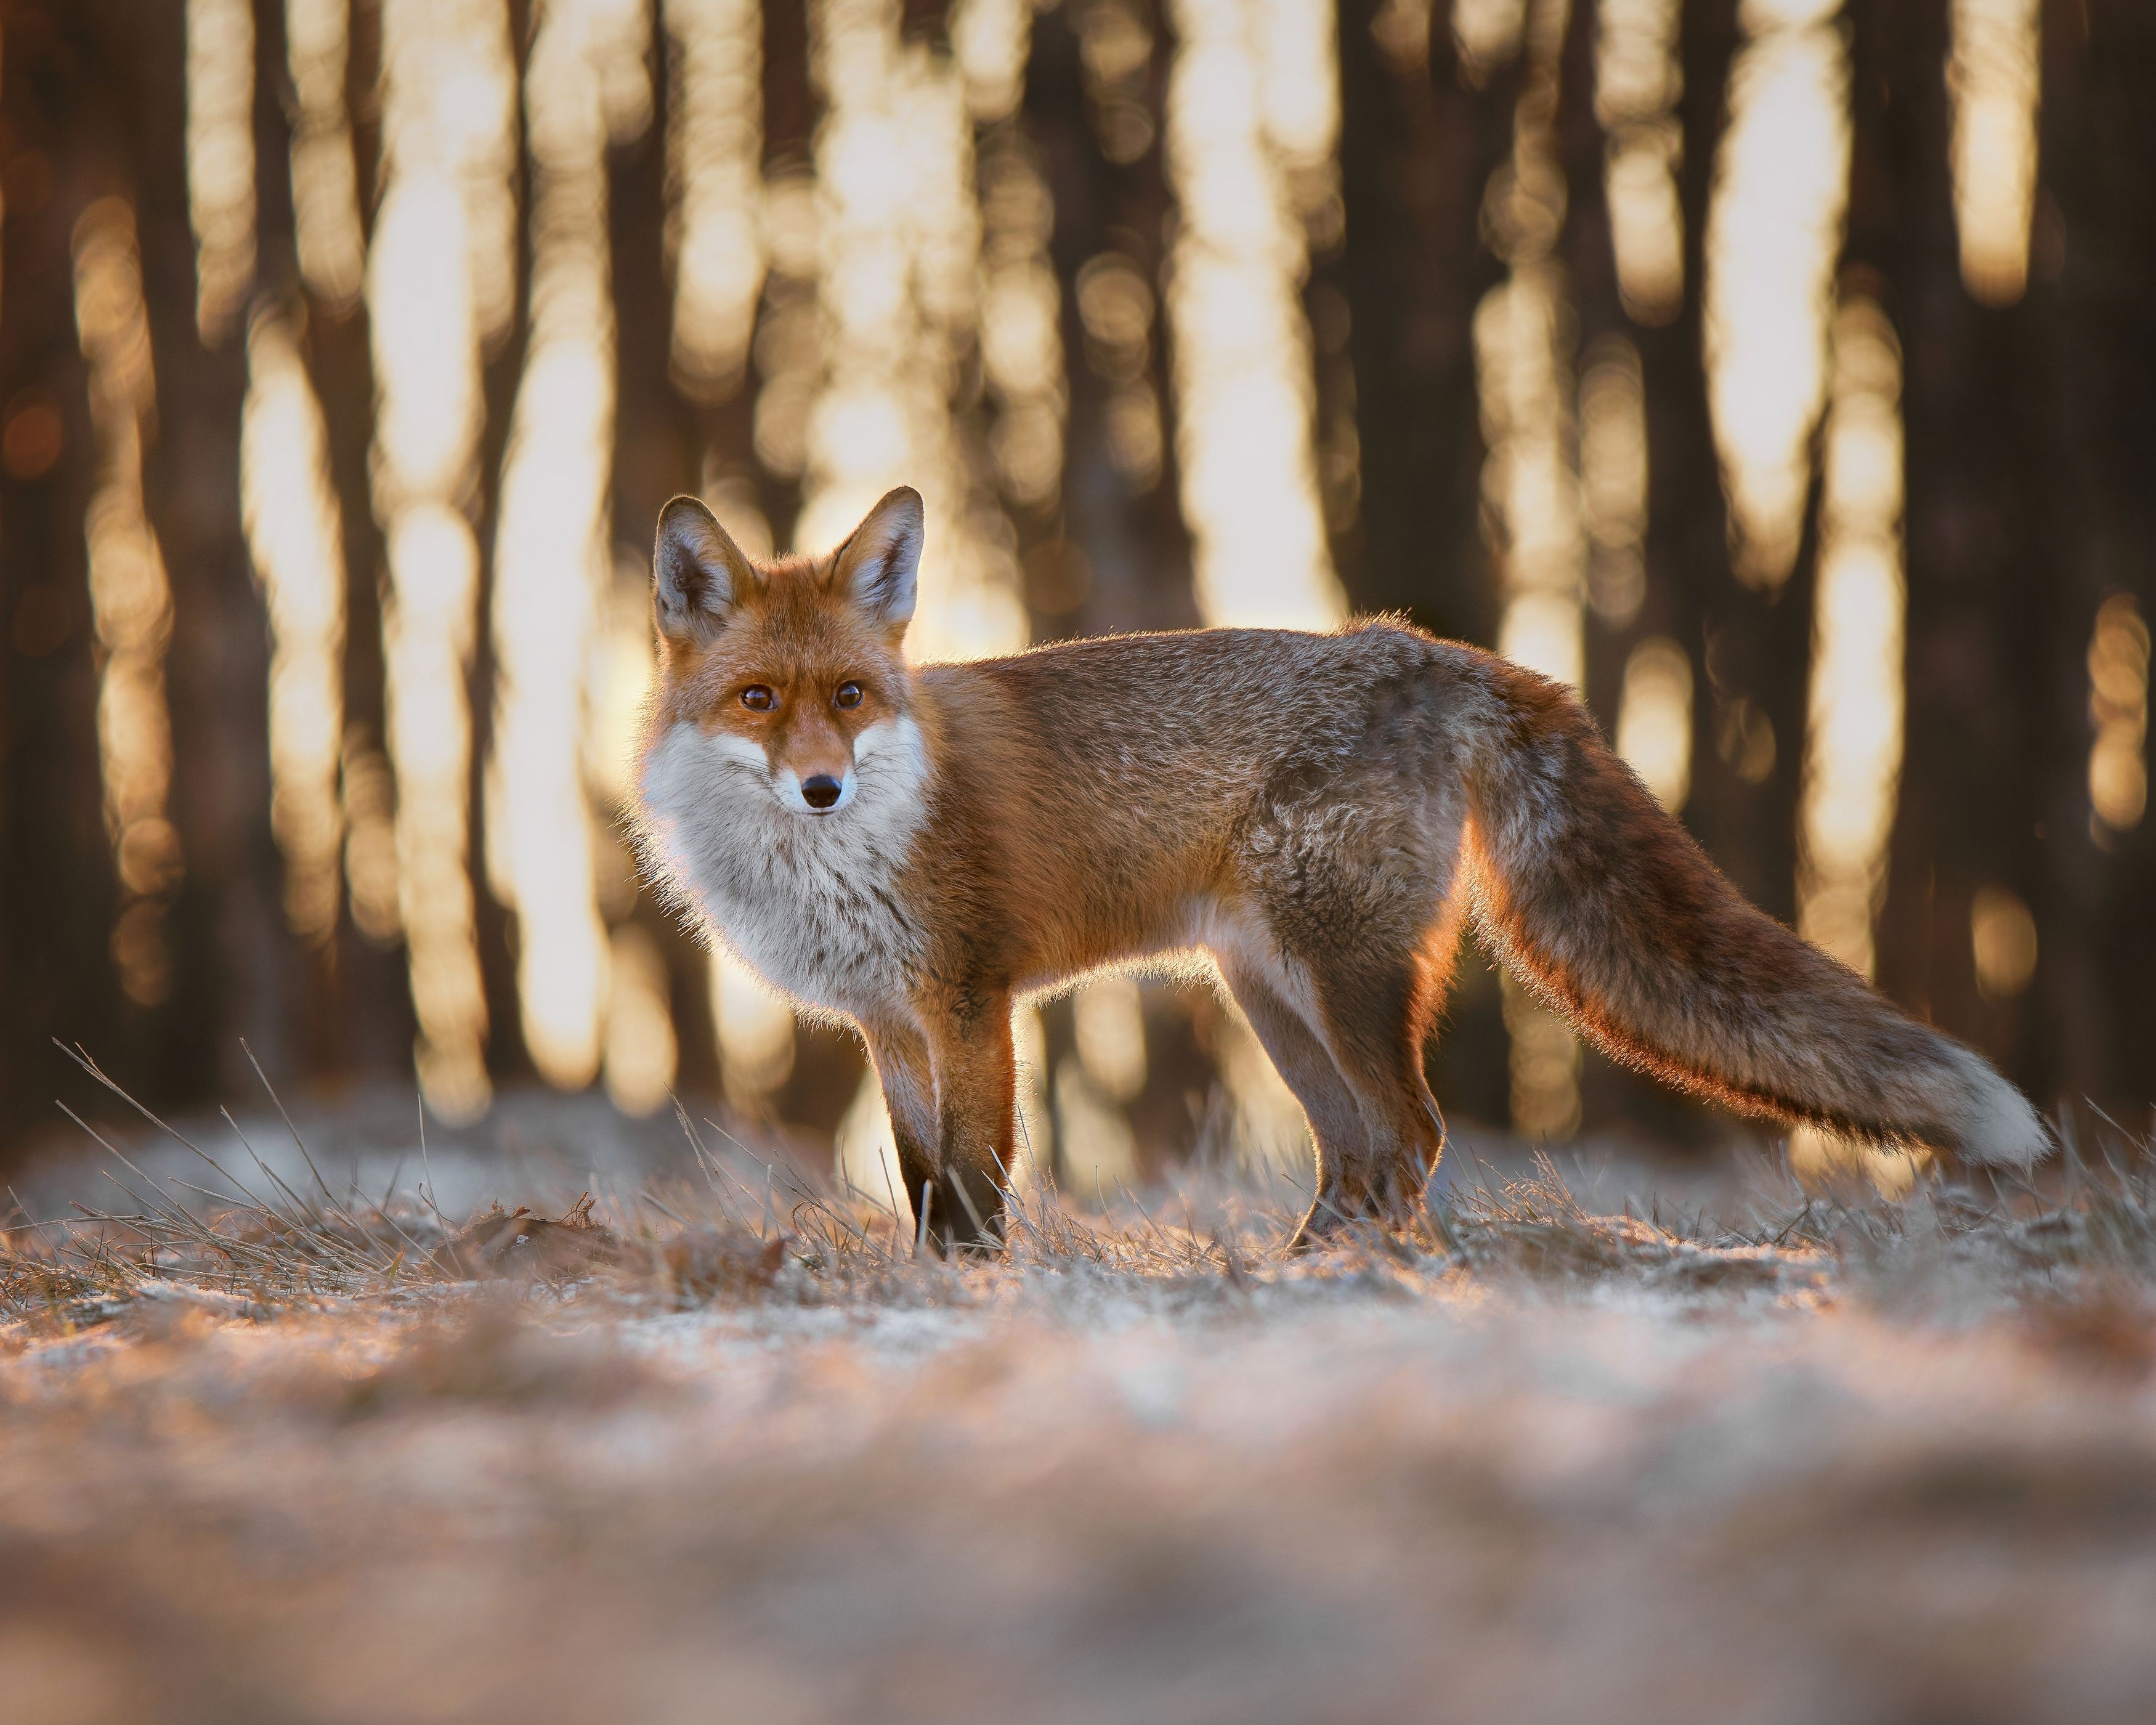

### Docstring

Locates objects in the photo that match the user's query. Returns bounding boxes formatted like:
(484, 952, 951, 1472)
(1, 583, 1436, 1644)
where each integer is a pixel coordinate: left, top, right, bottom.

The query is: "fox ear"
(831, 487, 923, 631)
(654, 495, 757, 643)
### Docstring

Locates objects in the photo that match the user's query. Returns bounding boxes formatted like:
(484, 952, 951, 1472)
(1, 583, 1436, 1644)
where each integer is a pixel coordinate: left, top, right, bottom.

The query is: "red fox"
(632, 486, 2050, 1250)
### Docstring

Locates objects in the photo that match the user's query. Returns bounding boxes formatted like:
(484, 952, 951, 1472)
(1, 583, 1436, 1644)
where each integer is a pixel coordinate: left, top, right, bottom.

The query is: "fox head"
(642, 486, 925, 820)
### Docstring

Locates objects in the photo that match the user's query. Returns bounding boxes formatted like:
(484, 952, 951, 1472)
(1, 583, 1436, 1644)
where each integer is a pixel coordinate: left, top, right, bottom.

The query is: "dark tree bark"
(1028, 0, 1198, 640)
(2023, 0, 2156, 1117)
(751, 0, 816, 548)
(71, 0, 286, 1108)
(0, 1, 125, 1145)
(1334, 0, 1512, 648)
(299, 0, 418, 1086)
(1555, 0, 1625, 736)
(1846, 1, 2048, 1102)
(1631, 0, 1765, 903)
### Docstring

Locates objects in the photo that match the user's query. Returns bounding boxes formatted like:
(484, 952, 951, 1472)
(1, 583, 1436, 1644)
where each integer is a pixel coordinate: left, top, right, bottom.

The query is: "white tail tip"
(1951, 1055, 2052, 1169)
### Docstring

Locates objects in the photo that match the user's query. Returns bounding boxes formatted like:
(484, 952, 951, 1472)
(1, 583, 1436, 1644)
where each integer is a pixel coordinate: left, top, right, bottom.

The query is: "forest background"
(0, 0, 2148, 1182)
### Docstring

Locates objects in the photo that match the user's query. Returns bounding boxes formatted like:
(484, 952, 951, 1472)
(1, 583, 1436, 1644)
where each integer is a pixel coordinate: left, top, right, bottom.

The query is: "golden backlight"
(965, 0, 1068, 516)
(367, 0, 519, 1121)
(2088, 595, 2149, 837)
(1477, 0, 1585, 696)
(118, 0, 2053, 1171)
(240, 311, 348, 946)
(798, 0, 1022, 663)
(1579, 333, 1648, 626)
(1617, 637, 1693, 814)
(1453, 0, 1525, 84)
(1704, 0, 1849, 591)
(185, 0, 256, 341)
(1949, 0, 2043, 307)
(490, 0, 650, 1093)
(1595, 0, 1685, 326)
(667, 0, 767, 400)
(1797, 295, 1904, 981)
(284, 0, 367, 308)
(74, 199, 182, 1007)
(1162, 0, 1345, 630)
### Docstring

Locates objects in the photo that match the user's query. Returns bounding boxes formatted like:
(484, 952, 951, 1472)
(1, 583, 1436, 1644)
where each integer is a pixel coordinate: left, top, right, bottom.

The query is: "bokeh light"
(240, 310, 347, 946)
(1162, 0, 1345, 630)
(1972, 884, 2039, 1002)
(489, 0, 650, 1092)
(1595, 0, 1685, 325)
(1703, 0, 1849, 590)
(798, 0, 1022, 662)
(667, 0, 767, 400)
(184, 0, 255, 341)
(1453, 0, 1525, 85)
(1616, 636, 1693, 813)
(284, 0, 366, 307)
(1796, 294, 1904, 980)
(977, 123, 1067, 512)
(1579, 333, 1649, 625)
(368, 0, 520, 1120)
(1950, 0, 2043, 307)
(604, 922, 679, 1116)
(74, 198, 181, 1007)
(2088, 594, 2149, 836)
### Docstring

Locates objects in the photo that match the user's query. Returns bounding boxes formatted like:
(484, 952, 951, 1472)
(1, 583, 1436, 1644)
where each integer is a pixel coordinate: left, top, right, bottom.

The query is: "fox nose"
(801, 774, 843, 811)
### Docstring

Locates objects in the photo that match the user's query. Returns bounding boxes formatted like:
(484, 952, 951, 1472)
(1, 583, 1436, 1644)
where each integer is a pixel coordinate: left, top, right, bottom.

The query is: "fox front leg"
(916, 988, 1017, 1253)
(862, 1022, 942, 1240)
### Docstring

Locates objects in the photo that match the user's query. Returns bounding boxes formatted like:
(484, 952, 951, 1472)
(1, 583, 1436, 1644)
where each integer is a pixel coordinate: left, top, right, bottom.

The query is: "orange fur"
(631, 489, 2050, 1251)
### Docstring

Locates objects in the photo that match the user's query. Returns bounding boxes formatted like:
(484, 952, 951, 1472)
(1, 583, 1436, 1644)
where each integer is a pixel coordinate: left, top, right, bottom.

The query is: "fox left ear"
(832, 487, 923, 631)
(654, 495, 758, 644)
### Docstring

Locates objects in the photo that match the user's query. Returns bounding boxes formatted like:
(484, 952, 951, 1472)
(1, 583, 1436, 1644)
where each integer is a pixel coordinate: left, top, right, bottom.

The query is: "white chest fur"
(634, 716, 930, 1017)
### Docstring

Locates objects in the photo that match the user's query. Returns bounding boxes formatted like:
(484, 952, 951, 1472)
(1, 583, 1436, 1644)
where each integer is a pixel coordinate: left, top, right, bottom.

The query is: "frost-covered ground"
(7, 1098, 2156, 1725)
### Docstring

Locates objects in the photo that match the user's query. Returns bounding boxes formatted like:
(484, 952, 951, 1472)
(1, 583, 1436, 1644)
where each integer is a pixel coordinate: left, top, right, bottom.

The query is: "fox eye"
(740, 685, 776, 712)
(835, 681, 864, 710)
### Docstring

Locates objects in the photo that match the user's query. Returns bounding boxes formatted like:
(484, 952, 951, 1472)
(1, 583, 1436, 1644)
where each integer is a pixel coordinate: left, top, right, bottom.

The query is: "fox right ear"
(654, 496, 757, 643)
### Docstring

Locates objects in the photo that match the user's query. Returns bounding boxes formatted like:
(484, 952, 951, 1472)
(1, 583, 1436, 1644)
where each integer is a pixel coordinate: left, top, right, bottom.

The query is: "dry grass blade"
(10, 1055, 2156, 1344)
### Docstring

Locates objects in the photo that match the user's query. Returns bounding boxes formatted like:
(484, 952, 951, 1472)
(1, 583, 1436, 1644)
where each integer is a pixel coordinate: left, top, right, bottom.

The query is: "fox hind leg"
(1220, 948, 1445, 1248)
(1284, 942, 1449, 1243)
(1217, 956, 1366, 1224)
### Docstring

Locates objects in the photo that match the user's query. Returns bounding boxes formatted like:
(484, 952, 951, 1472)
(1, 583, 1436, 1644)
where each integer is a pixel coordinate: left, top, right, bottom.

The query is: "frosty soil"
(7, 1115, 2156, 1724)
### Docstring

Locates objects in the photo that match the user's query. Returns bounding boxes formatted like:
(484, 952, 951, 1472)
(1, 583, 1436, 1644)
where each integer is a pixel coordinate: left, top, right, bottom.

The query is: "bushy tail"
(1457, 655, 2048, 1167)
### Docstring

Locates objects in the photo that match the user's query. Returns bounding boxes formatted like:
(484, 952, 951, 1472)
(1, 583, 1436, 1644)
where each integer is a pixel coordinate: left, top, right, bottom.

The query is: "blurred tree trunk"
(1850, 0, 2050, 1095)
(1554, 0, 1622, 733)
(1664, 0, 1810, 923)
(301, 0, 419, 1086)
(468, 5, 532, 1091)
(1334, 0, 1510, 649)
(1029, 0, 1198, 639)
(755, 0, 816, 547)
(0, 2, 123, 1146)
(2024, 0, 2156, 1119)
(248, 0, 348, 1082)
(121, 0, 286, 1105)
